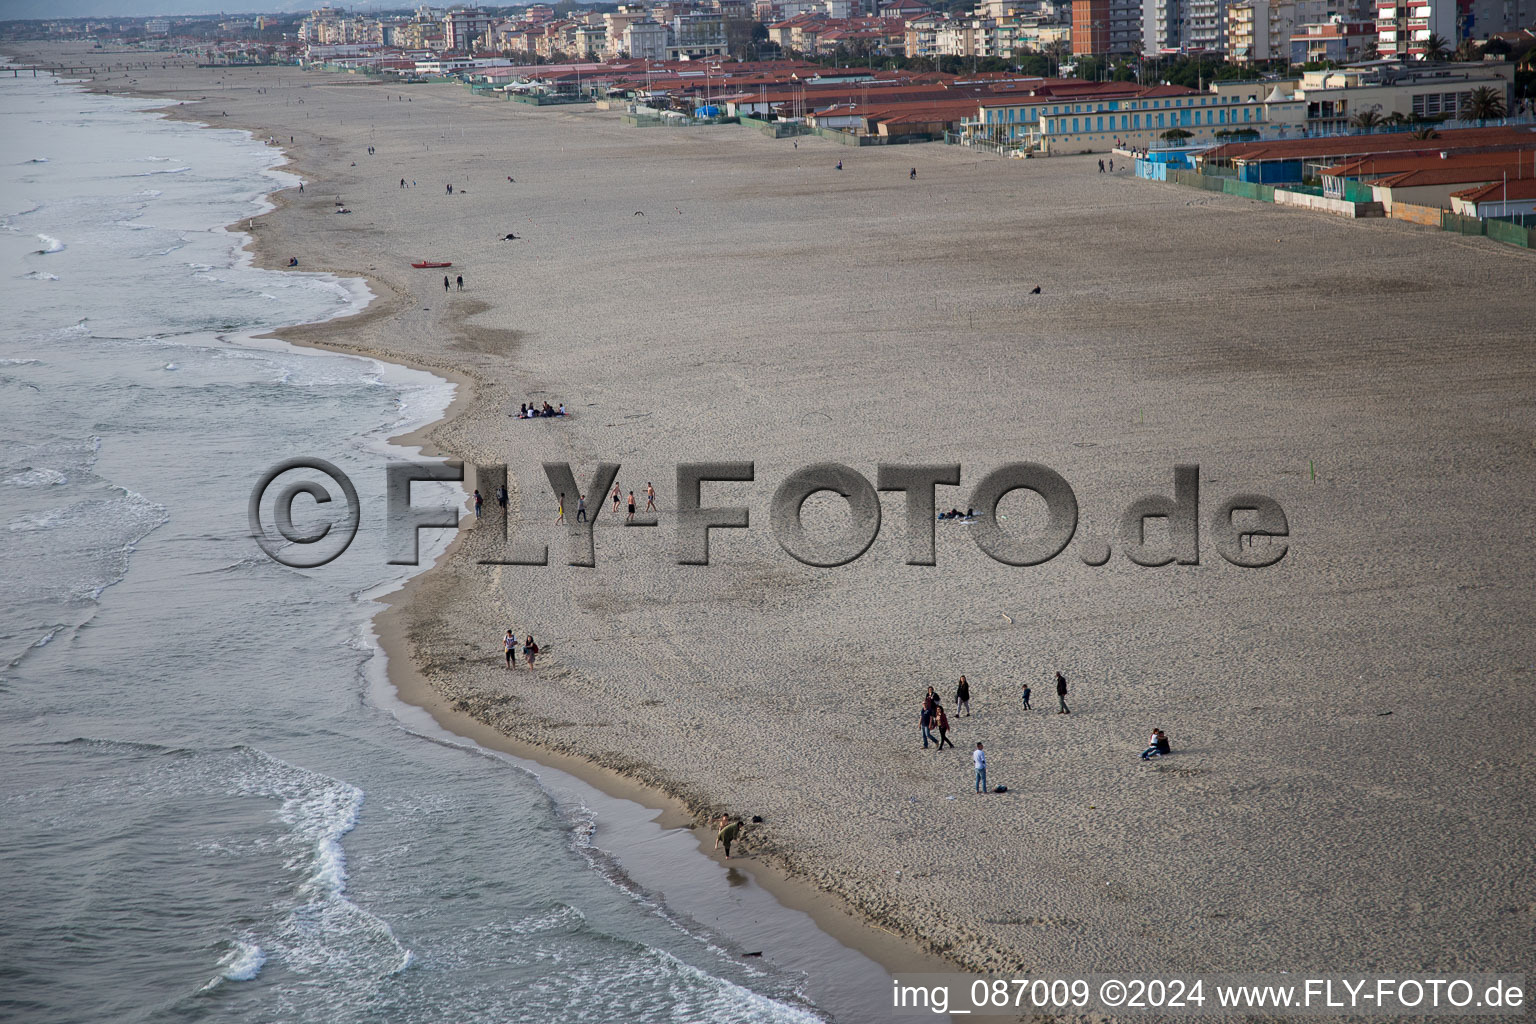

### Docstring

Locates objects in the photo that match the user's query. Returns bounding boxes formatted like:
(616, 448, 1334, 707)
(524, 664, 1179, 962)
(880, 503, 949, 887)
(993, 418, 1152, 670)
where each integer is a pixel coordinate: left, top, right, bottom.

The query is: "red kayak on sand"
(411, 261, 452, 268)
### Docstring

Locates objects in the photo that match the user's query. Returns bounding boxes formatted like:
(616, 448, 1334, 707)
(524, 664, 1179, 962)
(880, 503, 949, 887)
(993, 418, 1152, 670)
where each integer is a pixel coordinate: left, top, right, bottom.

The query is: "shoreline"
(8, 50, 956, 1010)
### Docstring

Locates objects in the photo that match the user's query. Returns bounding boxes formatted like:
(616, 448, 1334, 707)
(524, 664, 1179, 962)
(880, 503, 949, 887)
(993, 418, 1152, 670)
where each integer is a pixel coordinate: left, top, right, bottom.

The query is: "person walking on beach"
(1020, 683, 1032, 710)
(935, 702, 954, 749)
(456, 274, 463, 291)
(627, 491, 636, 522)
(496, 484, 507, 510)
(611, 485, 621, 514)
(909, 167, 917, 180)
(576, 494, 587, 522)
(921, 700, 937, 749)
(556, 492, 566, 523)
(955, 675, 971, 717)
(504, 629, 518, 668)
(645, 482, 656, 512)
(523, 635, 538, 667)
(973, 742, 988, 793)
(1098, 159, 1105, 173)
(1056, 671, 1070, 714)
(473, 489, 483, 518)
(714, 814, 743, 859)
(444, 275, 450, 292)
(400, 177, 405, 188)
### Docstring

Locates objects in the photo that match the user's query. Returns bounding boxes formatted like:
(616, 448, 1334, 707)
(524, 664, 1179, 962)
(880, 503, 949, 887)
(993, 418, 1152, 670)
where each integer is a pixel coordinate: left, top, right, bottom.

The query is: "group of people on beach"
(554, 482, 658, 523)
(502, 629, 540, 668)
(921, 672, 1171, 791)
(518, 402, 565, 418)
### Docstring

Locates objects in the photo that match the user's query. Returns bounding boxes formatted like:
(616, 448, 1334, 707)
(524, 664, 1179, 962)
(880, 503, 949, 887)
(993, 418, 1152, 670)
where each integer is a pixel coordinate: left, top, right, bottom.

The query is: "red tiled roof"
(1205, 126, 1536, 164)
(1450, 176, 1536, 202)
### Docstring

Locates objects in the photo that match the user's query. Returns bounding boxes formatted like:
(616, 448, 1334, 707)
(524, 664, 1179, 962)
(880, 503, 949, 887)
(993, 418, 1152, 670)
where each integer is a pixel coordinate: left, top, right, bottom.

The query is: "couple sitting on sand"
(938, 508, 977, 520)
(518, 402, 566, 418)
(1139, 729, 1172, 760)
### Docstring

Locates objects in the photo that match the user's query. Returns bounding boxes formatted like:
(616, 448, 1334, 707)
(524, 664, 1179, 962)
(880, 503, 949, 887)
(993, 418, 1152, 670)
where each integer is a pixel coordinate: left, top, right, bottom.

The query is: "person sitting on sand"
(1140, 728, 1171, 760)
(519, 403, 528, 418)
(714, 814, 744, 859)
(287, 257, 298, 267)
(558, 403, 567, 416)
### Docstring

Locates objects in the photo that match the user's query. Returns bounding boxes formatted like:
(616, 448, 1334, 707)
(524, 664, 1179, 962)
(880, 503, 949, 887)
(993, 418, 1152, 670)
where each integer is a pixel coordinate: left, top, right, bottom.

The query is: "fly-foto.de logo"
(249, 460, 1289, 571)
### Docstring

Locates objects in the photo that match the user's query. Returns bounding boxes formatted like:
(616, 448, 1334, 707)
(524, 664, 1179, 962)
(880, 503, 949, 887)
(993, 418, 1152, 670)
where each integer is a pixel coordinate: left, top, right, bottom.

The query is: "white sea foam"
(132, 166, 191, 176)
(35, 233, 64, 253)
(24, 271, 58, 281)
(219, 940, 267, 981)
(6, 467, 68, 488)
(136, 188, 163, 197)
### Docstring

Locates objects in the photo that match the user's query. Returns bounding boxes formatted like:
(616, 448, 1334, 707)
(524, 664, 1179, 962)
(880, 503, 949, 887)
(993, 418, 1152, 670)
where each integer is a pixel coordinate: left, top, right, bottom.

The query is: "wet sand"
(17, 44, 1536, 997)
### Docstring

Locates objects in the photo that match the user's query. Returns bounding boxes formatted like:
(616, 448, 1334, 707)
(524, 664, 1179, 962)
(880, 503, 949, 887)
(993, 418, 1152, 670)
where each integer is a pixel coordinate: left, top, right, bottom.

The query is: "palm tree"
(1453, 38, 1482, 62)
(1460, 85, 1507, 123)
(1349, 108, 1385, 130)
(1420, 33, 1450, 61)
(1408, 125, 1440, 139)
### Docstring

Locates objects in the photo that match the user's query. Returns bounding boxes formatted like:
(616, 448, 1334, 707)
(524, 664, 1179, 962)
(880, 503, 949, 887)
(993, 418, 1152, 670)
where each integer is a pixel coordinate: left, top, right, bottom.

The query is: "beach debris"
(1030, 285, 1042, 294)
(633, 210, 645, 216)
(742, 951, 763, 958)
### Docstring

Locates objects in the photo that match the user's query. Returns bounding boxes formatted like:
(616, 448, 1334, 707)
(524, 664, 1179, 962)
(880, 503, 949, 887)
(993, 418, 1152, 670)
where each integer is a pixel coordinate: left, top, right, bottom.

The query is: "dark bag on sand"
(993, 785, 1008, 793)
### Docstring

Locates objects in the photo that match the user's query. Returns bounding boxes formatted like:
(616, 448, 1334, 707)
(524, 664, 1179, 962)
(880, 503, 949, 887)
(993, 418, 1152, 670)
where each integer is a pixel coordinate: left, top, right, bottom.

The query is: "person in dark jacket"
(955, 676, 971, 716)
(1056, 671, 1070, 714)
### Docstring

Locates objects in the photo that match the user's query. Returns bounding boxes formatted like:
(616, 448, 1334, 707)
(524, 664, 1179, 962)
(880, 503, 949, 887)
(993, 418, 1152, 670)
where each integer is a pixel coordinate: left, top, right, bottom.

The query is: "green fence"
(1442, 211, 1486, 236)
(1483, 218, 1536, 247)
(1341, 179, 1377, 203)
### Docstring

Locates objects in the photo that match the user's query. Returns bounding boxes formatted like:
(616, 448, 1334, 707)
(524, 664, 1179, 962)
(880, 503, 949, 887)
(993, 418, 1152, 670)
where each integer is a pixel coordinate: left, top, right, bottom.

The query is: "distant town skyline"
(0, 0, 387, 19)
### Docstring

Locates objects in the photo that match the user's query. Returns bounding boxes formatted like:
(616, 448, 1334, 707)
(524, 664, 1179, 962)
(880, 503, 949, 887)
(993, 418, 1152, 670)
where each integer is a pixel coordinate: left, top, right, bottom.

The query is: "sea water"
(0, 70, 830, 1024)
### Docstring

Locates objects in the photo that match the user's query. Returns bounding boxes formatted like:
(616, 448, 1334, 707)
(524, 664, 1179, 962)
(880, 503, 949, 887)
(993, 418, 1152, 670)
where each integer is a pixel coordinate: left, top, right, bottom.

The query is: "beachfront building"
(624, 19, 671, 58)
(966, 82, 1302, 151)
(605, 6, 651, 55)
(1374, 0, 1455, 58)
(1226, 0, 1330, 60)
(904, 11, 944, 54)
(1073, 0, 1112, 51)
(1272, 61, 1515, 132)
(1450, 177, 1536, 216)
(671, 12, 728, 57)
(443, 9, 494, 52)
(1288, 18, 1378, 63)
(1144, 0, 1186, 53)
(1187, 0, 1234, 50)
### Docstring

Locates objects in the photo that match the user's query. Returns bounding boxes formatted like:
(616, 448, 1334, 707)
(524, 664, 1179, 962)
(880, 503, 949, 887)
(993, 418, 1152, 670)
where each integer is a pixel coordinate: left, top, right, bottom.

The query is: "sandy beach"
(18, 44, 1535, 997)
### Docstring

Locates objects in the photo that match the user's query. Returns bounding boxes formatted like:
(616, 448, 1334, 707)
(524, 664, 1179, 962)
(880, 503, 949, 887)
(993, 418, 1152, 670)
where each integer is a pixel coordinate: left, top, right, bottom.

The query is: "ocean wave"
(6, 467, 68, 487)
(231, 749, 415, 980)
(27, 156, 48, 163)
(506, 903, 589, 935)
(0, 358, 42, 365)
(34, 233, 64, 254)
(218, 939, 266, 982)
(131, 166, 191, 176)
(136, 188, 163, 197)
(23, 271, 59, 281)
